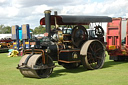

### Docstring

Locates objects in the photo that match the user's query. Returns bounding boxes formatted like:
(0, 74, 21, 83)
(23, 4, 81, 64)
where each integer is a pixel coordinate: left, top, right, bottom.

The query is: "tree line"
(0, 24, 89, 34)
(0, 25, 46, 34)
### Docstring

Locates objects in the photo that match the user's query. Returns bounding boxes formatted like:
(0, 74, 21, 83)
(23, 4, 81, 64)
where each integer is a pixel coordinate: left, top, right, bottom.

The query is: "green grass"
(0, 53, 128, 85)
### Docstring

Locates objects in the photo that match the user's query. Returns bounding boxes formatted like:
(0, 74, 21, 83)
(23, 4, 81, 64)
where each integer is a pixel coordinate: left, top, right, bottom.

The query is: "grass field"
(0, 53, 128, 85)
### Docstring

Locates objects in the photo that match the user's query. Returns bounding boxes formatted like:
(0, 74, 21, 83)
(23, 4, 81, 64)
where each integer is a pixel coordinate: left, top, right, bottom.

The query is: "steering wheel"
(94, 25, 104, 37)
(71, 25, 88, 48)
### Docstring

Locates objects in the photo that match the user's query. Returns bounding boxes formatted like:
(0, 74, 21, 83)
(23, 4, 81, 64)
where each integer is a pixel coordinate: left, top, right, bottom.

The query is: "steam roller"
(17, 10, 112, 78)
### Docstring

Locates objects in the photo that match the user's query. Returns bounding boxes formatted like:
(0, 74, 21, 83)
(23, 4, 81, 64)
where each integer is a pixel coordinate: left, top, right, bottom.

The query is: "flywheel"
(80, 40, 105, 69)
(71, 25, 88, 48)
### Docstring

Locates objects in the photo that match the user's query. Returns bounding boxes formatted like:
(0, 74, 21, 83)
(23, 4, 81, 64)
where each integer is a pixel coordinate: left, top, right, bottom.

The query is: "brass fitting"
(44, 10, 51, 14)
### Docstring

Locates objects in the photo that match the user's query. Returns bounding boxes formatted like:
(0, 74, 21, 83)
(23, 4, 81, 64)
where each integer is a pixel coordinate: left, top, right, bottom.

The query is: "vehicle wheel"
(81, 40, 105, 69)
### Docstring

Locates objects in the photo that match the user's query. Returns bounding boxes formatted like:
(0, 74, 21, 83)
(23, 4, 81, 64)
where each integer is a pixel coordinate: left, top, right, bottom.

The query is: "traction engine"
(17, 10, 112, 78)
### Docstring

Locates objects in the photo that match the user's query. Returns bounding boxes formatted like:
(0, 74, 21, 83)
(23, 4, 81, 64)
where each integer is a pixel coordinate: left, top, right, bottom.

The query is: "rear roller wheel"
(62, 63, 80, 69)
(19, 54, 54, 78)
(81, 40, 105, 70)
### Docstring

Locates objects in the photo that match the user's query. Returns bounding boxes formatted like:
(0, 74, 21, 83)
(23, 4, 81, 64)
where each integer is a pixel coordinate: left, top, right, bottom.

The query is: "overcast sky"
(0, 0, 128, 29)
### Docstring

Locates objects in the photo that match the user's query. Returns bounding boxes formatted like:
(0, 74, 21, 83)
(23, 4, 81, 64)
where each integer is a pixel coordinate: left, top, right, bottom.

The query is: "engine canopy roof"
(40, 15, 112, 25)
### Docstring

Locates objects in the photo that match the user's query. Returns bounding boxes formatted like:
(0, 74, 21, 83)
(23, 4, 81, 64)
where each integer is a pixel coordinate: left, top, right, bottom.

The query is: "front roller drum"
(18, 54, 54, 78)
(80, 40, 105, 70)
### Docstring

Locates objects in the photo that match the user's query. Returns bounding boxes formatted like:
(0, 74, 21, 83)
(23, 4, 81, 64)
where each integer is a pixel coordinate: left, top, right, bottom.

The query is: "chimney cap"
(44, 10, 51, 14)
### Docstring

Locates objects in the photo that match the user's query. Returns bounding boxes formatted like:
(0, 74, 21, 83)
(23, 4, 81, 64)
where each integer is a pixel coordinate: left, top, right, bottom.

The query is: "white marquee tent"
(0, 34, 12, 39)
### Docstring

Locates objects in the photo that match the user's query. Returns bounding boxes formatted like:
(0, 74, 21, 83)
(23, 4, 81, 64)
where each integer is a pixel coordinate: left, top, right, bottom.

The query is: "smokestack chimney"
(44, 10, 51, 38)
(54, 11, 57, 15)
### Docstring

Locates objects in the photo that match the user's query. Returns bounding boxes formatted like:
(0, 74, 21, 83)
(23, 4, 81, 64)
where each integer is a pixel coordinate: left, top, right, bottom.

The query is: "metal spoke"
(94, 48, 102, 52)
(89, 46, 93, 52)
(96, 56, 102, 60)
(87, 52, 92, 55)
(93, 43, 96, 48)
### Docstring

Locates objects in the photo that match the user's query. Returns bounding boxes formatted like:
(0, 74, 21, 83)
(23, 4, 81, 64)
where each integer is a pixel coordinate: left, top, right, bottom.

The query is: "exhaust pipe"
(44, 10, 51, 38)
(54, 11, 57, 15)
